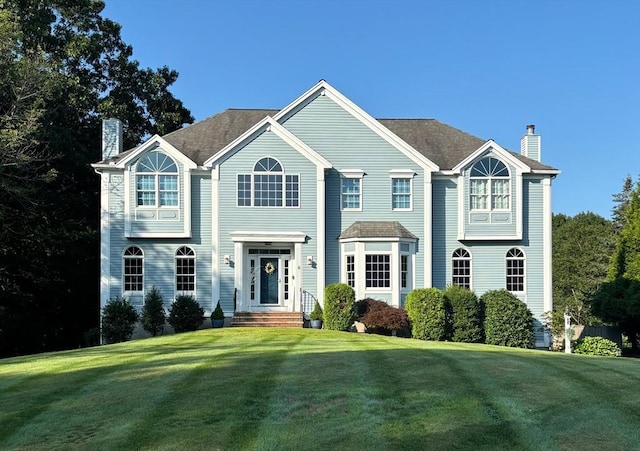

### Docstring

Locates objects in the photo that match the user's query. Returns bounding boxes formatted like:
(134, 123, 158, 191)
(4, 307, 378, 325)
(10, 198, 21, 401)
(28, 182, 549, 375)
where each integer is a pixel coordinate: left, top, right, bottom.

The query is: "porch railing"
(300, 289, 317, 320)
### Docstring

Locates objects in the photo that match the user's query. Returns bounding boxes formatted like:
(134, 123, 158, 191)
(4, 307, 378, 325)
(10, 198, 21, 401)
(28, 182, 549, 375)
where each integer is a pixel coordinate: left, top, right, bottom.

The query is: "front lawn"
(1, 328, 639, 450)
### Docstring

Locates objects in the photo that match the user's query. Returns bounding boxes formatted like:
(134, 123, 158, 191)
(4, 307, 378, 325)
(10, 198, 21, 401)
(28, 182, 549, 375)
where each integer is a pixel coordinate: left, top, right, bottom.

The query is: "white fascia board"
(273, 80, 439, 173)
(452, 141, 531, 174)
(203, 117, 332, 171)
(115, 135, 197, 169)
(230, 231, 307, 243)
(531, 169, 561, 175)
(338, 237, 415, 244)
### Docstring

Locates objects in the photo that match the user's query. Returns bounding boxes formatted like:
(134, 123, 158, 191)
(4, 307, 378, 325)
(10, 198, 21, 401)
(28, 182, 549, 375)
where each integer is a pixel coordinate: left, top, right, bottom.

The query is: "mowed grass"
(1, 329, 639, 451)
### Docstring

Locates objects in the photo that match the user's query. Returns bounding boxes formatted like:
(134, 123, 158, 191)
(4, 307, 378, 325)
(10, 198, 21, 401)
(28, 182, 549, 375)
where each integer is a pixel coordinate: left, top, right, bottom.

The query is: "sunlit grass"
(1, 328, 639, 450)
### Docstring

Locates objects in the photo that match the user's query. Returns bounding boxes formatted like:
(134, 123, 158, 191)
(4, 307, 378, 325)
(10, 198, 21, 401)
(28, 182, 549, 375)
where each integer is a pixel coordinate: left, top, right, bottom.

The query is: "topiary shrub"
(404, 288, 450, 341)
(481, 289, 535, 348)
(444, 285, 484, 343)
(168, 295, 204, 333)
(141, 286, 166, 336)
(309, 301, 323, 321)
(355, 298, 409, 336)
(323, 283, 355, 331)
(101, 297, 139, 344)
(573, 336, 621, 357)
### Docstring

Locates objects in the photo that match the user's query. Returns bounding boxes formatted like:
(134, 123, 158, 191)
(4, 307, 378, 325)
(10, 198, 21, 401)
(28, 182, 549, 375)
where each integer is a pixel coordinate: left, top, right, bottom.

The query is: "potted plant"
(310, 301, 323, 329)
(210, 300, 225, 328)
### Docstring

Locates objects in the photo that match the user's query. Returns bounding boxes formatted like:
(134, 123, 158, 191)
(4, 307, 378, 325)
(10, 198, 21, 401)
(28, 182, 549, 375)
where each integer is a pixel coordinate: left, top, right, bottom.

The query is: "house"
(92, 80, 559, 346)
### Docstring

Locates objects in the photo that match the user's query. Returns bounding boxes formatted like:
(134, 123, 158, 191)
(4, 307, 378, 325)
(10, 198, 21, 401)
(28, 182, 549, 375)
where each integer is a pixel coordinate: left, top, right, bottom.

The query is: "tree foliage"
(168, 295, 204, 333)
(101, 297, 138, 344)
(444, 285, 484, 343)
(552, 212, 615, 328)
(141, 286, 166, 337)
(0, 0, 192, 356)
(405, 288, 450, 341)
(323, 283, 355, 331)
(592, 177, 640, 352)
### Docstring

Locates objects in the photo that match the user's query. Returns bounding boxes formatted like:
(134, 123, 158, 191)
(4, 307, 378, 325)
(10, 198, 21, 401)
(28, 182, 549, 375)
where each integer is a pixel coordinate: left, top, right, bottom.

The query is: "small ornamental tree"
(323, 283, 355, 331)
(101, 297, 139, 344)
(481, 289, 535, 348)
(356, 298, 409, 336)
(168, 295, 204, 333)
(444, 285, 484, 343)
(141, 286, 166, 336)
(405, 288, 450, 341)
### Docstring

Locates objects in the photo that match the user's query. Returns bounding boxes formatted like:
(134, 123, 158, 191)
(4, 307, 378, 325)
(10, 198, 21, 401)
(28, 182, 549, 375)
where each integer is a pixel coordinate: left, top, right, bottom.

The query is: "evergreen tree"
(141, 286, 166, 337)
(611, 175, 634, 232)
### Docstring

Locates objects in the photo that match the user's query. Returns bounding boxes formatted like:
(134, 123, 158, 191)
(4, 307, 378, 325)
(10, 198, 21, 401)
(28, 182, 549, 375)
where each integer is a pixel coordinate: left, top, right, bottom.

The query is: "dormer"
(453, 141, 531, 240)
(115, 135, 197, 238)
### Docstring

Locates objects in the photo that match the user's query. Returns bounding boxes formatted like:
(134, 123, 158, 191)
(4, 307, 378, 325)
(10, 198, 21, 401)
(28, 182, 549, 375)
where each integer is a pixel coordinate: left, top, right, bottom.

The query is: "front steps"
(231, 312, 303, 328)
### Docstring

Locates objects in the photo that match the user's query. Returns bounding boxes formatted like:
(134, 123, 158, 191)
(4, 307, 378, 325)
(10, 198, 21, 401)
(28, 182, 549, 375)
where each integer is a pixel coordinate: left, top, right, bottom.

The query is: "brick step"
(232, 312, 303, 328)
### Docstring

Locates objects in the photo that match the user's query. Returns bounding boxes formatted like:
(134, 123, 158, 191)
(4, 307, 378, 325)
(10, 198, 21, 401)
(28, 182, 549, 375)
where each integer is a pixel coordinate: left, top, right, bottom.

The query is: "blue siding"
(281, 95, 425, 288)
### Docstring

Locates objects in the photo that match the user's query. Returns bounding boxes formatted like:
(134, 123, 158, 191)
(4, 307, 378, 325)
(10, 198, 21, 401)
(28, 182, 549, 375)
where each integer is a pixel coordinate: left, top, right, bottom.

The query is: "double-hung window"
(123, 246, 143, 292)
(341, 170, 364, 211)
(237, 157, 299, 207)
(506, 248, 525, 292)
(176, 246, 195, 294)
(390, 170, 414, 210)
(136, 151, 179, 207)
(470, 157, 510, 211)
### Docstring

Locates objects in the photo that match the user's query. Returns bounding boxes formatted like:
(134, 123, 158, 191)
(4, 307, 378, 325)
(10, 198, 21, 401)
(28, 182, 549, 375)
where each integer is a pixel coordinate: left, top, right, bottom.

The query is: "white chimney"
(520, 124, 541, 161)
(101, 118, 123, 160)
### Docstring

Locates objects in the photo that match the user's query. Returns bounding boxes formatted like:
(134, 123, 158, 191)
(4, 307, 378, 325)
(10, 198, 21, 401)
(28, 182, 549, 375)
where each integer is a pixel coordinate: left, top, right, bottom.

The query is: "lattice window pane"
(365, 254, 390, 288)
(392, 178, 411, 209)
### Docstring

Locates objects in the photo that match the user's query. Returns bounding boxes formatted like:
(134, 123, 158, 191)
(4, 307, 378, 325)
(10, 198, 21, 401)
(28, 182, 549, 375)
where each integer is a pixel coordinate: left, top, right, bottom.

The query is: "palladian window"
(136, 151, 179, 207)
(237, 157, 299, 207)
(470, 157, 510, 211)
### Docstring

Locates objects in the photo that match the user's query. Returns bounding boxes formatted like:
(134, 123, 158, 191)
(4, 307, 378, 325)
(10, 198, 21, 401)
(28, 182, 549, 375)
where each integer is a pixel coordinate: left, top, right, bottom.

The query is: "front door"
(260, 257, 279, 304)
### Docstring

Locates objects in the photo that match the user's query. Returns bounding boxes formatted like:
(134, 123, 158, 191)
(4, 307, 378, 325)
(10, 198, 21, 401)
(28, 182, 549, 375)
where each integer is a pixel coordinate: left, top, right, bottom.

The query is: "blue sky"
(102, 0, 639, 219)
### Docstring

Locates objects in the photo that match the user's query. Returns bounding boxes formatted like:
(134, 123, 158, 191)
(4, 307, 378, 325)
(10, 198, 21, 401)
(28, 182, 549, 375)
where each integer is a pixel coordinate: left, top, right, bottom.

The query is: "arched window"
(136, 151, 178, 207)
(237, 157, 299, 207)
(175, 246, 195, 294)
(123, 246, 143, 292)
(452, 248, 471, 289)
(470, 157, 510, 211)
(506, 248, 525, 292)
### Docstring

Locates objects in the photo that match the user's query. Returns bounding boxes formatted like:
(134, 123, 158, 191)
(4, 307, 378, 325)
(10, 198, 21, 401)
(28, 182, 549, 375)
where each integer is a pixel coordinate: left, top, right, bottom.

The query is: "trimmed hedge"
(444, 285, 484, 343)
(573, 336, 621, 357)
(324, 283, 355, 331)
(168, 295, 204, 333)
(405, 288, 450, 341)
(101, 297, 138, 344)
(481, 289, 535, 348)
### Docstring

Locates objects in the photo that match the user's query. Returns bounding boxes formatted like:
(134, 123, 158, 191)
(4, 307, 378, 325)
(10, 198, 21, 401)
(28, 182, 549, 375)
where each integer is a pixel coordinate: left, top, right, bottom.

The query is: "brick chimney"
(101, 118, 123, 160)
(520, 124, 541, 161)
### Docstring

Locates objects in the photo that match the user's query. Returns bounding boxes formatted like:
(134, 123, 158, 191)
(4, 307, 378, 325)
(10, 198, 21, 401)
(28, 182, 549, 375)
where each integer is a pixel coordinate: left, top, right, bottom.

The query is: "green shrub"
(573, 336, 621, 357)
(309, 301, 323, 321)
(481, 289, 535, 348)
(141, 286, 166, 336)
(101, 297, 139, 344)
(168, 295, 204, 333)
(323, 283, 355, 331)
(405, 288, 450, 341)
(444, 285, 484, 343)
(355, 298, 409, 335)
(211, 300, 224, 320)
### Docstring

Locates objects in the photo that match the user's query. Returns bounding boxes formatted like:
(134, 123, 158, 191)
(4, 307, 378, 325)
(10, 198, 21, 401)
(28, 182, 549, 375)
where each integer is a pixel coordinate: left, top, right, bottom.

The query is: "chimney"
(520, 124, 541, 161)
(102, 118, 123, 160)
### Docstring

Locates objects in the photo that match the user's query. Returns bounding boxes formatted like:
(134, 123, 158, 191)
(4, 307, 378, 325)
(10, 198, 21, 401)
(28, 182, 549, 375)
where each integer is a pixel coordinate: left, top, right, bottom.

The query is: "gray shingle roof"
(339, 221, 418, 240)
(102, 108, 557, 171)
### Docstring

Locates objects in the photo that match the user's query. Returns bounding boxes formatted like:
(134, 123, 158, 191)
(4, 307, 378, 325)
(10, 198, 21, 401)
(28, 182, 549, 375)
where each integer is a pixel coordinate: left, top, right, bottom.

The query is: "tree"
(481, 289, 535, 349)
(592, 177, 640, 352)
(141, 286, 166, 336)
(551, 212, 615, 330)
(168, 295, 204, 333)
(611, 175, 634, 233)
(101, 297, 138, 344)
(0, 0, 193, 356)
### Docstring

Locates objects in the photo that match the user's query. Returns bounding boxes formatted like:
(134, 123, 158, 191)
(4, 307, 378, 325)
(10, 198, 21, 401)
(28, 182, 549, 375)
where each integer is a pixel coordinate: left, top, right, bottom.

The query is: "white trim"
(212, 168, 220, 310)
(100, 172, 111, 313)
(390, 171, 415, 211)
(174, 246, 196, 297)
(113, 135, 197, 170)
(452, 141, 531, 175)
(424, 172, 433, 287)
(340, 170, 364, 211)
(543, 177, 553, 314)
(204, 117, 331, 170)
(506, 247, 527, 295)
(273, 80, 439, 173)
(230, 231, 307, 243)
(317, 166, 326, 306)
(451, 247, 473, 290)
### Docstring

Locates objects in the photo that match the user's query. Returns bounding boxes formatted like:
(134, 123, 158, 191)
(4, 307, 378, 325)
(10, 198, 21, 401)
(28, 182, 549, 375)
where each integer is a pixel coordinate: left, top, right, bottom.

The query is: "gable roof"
(98, 109, 556, 172)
